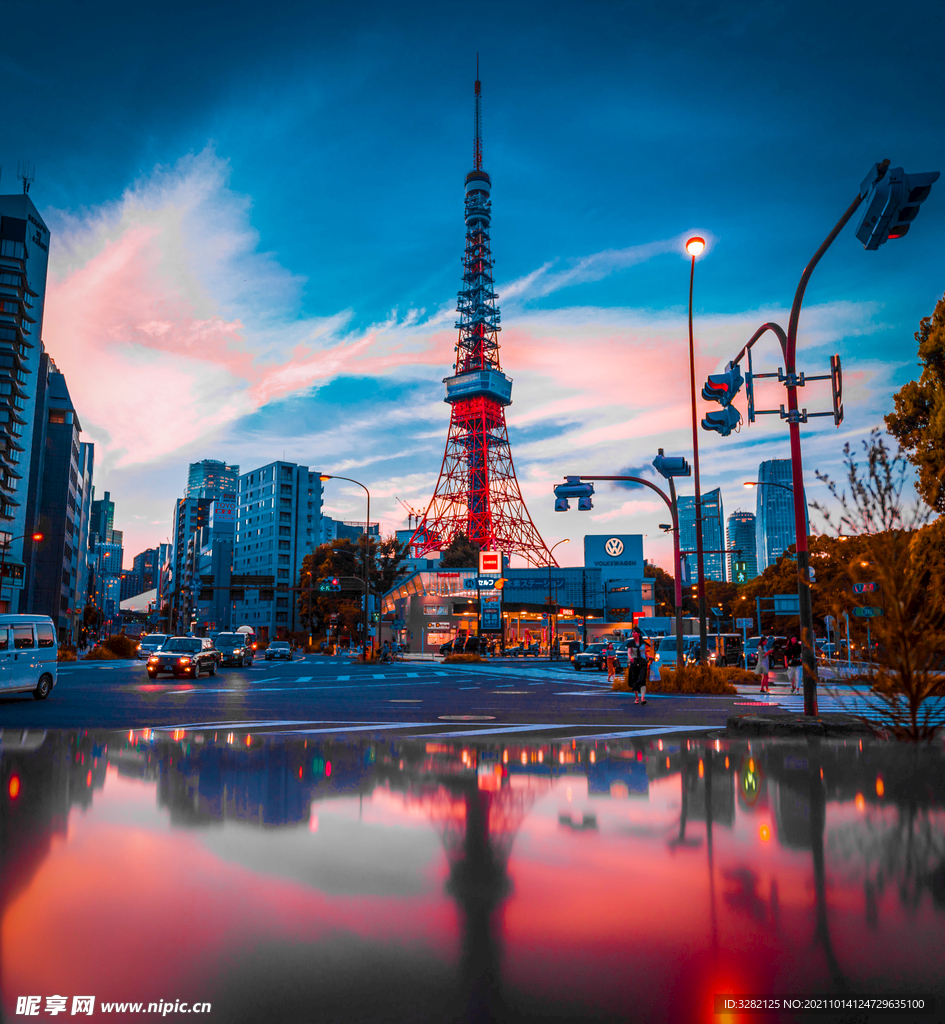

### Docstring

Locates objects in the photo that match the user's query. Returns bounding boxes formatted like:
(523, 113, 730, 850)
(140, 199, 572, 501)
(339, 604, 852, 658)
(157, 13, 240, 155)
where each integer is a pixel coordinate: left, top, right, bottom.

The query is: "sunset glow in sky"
(4, 0, 943, 564)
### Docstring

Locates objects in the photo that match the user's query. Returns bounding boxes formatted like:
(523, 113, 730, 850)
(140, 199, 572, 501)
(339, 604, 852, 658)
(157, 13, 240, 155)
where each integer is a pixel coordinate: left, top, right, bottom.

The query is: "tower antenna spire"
(474, 56, 482, 172)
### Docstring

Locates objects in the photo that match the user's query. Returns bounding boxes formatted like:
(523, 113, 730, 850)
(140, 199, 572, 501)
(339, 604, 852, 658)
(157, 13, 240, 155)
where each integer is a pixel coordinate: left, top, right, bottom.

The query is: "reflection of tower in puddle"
(393, 752, 544, 1023)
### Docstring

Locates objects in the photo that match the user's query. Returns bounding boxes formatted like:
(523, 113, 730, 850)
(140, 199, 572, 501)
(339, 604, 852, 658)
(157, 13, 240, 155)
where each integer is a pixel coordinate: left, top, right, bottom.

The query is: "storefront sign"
(481, 592, 502, 631)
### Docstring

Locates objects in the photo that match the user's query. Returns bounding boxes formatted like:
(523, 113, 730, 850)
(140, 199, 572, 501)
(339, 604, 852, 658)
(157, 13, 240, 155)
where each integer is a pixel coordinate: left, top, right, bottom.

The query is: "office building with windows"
(726, 510, 758, 582)
(28, 354, 94, 639)
(0, 192, 52, 611)
(755, 459, 808, 572)
(231, 461, 323, 639)
(186, 459, 239, 498)
(678, 487, 726, 582)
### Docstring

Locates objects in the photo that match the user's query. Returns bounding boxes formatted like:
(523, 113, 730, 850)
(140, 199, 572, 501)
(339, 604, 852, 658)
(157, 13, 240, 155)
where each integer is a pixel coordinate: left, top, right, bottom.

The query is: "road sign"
(853, 606, 883, 618)
(464, 577, 496, 589)
(736, 618, 754, 629)
(852, 582, 877, 594)
(773, 594, 800, 615)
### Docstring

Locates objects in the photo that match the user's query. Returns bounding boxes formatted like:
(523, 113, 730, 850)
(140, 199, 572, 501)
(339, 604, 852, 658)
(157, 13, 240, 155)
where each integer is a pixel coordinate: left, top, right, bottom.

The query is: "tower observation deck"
(409, 72, 553, 568)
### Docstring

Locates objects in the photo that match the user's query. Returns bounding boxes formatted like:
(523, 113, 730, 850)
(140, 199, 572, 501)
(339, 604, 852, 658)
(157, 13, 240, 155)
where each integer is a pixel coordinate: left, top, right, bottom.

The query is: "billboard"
(480, 592, 502, 631)
(584, 535, 644, 582)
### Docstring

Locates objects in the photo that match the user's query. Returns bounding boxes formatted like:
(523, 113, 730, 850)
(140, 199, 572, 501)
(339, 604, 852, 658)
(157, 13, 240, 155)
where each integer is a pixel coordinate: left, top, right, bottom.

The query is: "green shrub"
(612, 663, 750, 694)
(84, 645, 119, 661)
(103, 634, 139, 659)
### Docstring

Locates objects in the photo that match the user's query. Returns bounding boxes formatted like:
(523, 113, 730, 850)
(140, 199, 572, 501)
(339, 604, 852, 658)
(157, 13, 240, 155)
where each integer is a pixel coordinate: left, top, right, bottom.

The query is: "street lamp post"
(0, 531, 44, 611)
(686, 237, 708, 664)
(319, 475, 372, 661)
(547, 539, 569, 655)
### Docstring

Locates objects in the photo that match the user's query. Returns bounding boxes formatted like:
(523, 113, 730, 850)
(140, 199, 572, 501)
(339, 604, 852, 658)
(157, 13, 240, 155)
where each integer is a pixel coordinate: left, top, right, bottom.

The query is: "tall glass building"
(726, 510, 757, 581)
(186, 460, 239, 499)
(678, 487, 725, 582)
(755, 459, 809, 571)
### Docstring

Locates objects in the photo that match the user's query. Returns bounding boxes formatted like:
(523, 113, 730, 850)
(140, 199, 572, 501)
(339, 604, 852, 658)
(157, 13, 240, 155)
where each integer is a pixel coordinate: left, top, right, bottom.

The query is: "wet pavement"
(2, 728, 943, 1023)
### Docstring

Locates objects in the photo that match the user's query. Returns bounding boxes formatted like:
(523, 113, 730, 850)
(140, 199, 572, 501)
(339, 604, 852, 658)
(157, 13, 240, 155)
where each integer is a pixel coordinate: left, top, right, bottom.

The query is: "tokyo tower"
(410, 70, 553, 567)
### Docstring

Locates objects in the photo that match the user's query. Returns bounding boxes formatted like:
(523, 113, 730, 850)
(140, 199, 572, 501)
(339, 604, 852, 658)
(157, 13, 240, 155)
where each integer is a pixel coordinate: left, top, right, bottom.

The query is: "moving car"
(214, 632, 255, 667)
(136, 634, 169, 660)
(573, 643, 607, 671)
(265, 641, 293, 661)
(653, 635, 699, 669)
(0, 614, 58, 700)
(439, 636, 490, 656)
(147, 636, 219, 679)
(745, 635, 788, 669)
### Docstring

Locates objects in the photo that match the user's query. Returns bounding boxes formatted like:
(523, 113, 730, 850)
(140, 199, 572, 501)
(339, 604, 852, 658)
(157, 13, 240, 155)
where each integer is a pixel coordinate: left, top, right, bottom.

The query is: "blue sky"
(3, 0, 944, 566)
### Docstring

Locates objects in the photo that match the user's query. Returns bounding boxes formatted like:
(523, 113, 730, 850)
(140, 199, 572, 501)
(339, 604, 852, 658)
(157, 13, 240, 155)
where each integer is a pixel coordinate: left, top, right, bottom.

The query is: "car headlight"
(178, 657, 192, 665)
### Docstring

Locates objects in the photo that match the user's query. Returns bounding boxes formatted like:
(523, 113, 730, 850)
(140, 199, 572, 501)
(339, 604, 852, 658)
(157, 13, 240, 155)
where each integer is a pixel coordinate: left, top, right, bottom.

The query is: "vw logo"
(605, 537, 624, 557)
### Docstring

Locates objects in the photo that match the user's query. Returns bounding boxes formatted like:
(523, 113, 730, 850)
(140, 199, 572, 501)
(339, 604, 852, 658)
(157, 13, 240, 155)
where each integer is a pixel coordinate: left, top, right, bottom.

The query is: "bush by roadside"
(58, 645, 77, 662)
(83, 645, 119, 661)
(443, 653, 484, 664)
(612, 663, 752, 694)
(102, 634, 139, 659)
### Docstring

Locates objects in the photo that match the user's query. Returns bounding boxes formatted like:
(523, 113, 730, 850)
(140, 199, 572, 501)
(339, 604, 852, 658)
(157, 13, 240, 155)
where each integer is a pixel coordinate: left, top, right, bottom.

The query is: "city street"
(0, 654, 758, 739)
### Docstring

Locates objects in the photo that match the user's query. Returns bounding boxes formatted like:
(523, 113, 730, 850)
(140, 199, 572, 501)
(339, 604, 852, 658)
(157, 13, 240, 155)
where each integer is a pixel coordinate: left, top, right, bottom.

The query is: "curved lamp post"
(0, 531, 43, 611)
(547, 539, 569, 652)
(319, 475, 372, 660)
(686, 237, 708, 664)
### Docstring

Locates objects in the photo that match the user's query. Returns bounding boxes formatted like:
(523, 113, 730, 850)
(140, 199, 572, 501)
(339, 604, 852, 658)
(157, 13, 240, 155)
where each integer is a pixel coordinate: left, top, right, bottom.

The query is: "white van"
(0, 614, 58, 700)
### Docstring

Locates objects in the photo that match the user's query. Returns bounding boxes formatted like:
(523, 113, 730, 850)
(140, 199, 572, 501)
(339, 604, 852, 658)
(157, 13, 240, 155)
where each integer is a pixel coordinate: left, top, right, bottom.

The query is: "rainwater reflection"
(1, 729, 943, 1023)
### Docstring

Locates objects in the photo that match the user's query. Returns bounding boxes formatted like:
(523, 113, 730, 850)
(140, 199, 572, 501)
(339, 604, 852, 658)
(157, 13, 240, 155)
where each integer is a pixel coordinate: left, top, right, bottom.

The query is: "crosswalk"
(774, 692, 945, 723)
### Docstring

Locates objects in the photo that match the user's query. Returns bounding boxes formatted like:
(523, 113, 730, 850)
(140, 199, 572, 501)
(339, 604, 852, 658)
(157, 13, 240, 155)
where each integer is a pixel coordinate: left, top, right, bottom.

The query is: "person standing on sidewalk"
(786, 635, 803, 694)
(757, 633, 772, 694)
(629, 627, 649, 705)
(605, 641, 617, 684)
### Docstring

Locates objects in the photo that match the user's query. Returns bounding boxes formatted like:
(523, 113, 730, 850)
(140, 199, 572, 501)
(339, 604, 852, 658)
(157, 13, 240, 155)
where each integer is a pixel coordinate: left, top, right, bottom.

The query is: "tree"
(438, 532, 480, 569)
(885, 291, 945, 511)
(644, 563, 677, 617)
(813, 431, 945, 740)
(374, 534, 409, 593)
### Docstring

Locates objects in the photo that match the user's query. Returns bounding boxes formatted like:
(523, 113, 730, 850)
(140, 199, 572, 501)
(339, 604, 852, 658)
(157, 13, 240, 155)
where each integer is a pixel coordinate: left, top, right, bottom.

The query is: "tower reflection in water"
(1, 729, 943, 1023)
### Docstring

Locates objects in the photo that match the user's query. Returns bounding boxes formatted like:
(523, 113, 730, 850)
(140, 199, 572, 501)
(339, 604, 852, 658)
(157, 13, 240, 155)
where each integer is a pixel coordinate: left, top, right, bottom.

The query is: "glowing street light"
(686, 236, 705, 257)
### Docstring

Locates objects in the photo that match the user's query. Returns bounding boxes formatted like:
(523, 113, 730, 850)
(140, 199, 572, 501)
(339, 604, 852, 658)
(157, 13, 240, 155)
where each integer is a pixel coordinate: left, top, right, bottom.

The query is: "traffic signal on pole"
(330, 577, 340, 592)
(652, 452, 691, 479)
(855, 163, 940, 250)
(701, 406, 742, 436)
(553, 476, 595, 512)
(701, 362, 744, 406)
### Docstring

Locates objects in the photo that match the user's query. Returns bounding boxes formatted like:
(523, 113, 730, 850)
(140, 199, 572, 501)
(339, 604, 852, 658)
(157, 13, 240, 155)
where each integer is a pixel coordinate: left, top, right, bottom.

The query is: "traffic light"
(553, 476, 595, 512)
(701, 362, 744, 406)
(855, 163, 940, 250)
(318, 577, 342, 592)
(702, 406, 741, 436)
(330, 577, 340, 592)
(652, 451, 691, 479)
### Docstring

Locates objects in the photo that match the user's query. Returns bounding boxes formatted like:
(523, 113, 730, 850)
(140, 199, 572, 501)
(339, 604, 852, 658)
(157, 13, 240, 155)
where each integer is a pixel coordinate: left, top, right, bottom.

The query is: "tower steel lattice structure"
(410, 73, 553, 567)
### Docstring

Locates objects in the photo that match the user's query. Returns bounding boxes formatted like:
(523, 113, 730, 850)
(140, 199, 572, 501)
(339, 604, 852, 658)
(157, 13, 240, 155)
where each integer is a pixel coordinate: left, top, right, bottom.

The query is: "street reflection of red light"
(86, 771, 92, 787)
(325, 762, 332, 777)
(636, 751, 643, 763)
(855, 793, 865, 812)
(698, 759, 704, 778)
(8, 775, 20, 799)
(748, 759, 755, 773)
(876, 777, 884, 797)
(298, 767, 303, 779)
(725, 757, 729, 769)
(665, 757, 670, 769)
(759, 825, 771, 842)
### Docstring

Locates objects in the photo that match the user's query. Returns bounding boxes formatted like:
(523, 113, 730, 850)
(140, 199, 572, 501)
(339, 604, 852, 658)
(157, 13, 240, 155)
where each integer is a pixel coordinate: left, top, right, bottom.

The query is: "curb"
(726, 713, 874, 738)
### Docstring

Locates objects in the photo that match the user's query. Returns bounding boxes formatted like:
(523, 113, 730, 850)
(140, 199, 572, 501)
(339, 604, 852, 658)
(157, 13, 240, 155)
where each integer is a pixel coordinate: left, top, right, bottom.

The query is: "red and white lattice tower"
(410, 71, 553, 567)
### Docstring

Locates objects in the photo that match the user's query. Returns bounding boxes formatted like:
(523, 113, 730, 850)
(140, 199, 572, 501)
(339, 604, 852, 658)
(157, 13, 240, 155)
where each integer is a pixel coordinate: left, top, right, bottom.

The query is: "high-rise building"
(232, 461, 324, 639)
(181, 495, 236, 632)
(755, 459, 808, 572)
(132, 548, 159, 594)
(29, 354, 94, 639)
(0, 191, 52, 611)
(186, 460, 239, 499)
(169, 494, 214, 631)
(678, 487, 726, 582)
(726, 510, 758, 582)
(90, 490, 116, 544)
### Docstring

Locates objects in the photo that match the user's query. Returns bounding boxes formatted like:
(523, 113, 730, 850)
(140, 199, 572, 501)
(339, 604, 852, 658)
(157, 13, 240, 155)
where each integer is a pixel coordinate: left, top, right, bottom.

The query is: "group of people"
(756, 633, 804, 694)
(602, 627, 653, 705)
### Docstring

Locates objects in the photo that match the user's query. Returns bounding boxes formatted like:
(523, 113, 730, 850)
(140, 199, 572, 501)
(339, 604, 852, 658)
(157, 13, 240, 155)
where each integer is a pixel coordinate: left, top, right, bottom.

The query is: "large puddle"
(1, 729, 943, 1022)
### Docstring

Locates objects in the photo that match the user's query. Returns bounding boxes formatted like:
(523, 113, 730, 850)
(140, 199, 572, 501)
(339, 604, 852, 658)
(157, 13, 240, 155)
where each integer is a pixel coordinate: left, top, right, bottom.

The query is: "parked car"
(265, 641, 293, 661)
(214, 632, 255, 667)
(573, 643, 607, 671)
(147, 636, 219, 679)
(136, 634, 169, 660)
(439, 636, 490, 656)
(0, 614, 58, 700)
(503, 641, 540, 657)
